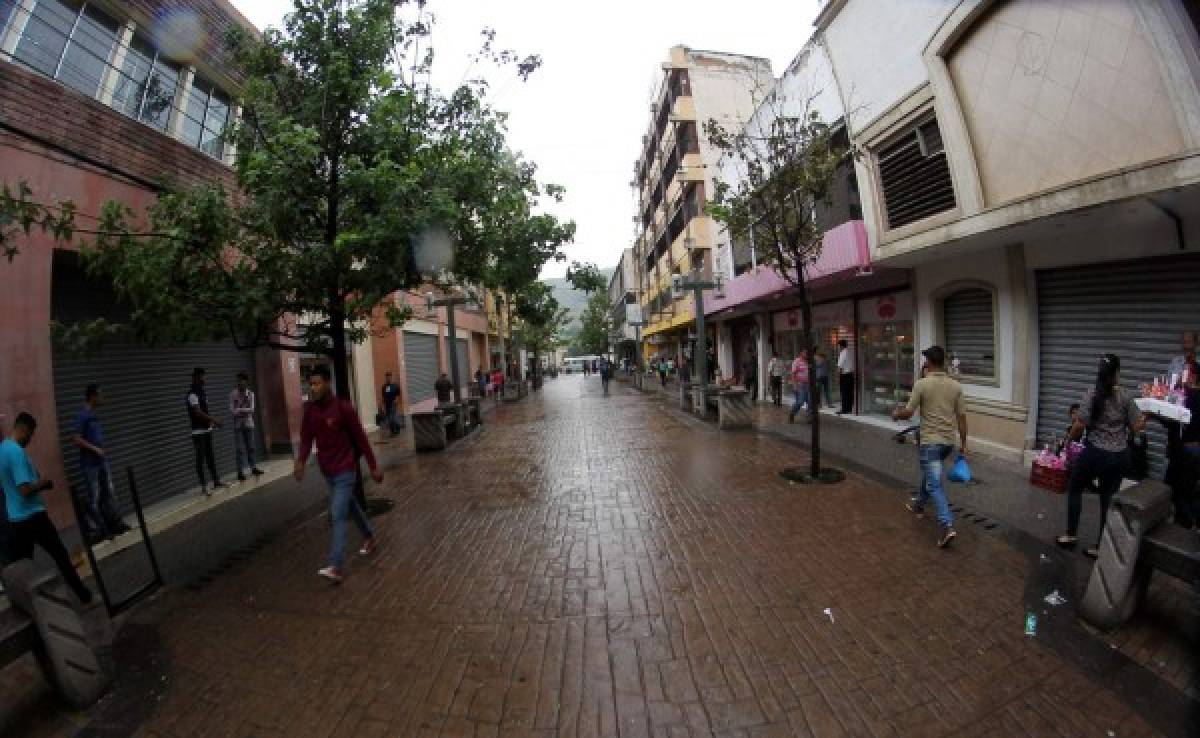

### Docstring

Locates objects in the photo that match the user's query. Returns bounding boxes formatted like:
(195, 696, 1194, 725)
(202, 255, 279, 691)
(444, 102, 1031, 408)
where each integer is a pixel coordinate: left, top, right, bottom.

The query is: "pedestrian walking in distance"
(229, 373, 264, 482)
(892, 346, 967, 548)
(1057, 354, 1148, 557)
(0, 413, 93, 604)
(599, 356, 612, 395)
(187, 367, 226, 495)
(294, 365, 381, 584)
(71, 384, 131, 542)
(788, 349, 811, 424)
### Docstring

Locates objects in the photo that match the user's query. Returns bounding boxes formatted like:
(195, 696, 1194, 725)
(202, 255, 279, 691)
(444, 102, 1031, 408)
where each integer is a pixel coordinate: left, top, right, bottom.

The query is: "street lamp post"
(671, 272, 725, 391)
(425, 291, 474, 406)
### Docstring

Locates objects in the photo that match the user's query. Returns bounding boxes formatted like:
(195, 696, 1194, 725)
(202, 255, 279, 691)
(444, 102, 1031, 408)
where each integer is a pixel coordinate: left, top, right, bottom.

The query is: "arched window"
(941, 286, 995, 380)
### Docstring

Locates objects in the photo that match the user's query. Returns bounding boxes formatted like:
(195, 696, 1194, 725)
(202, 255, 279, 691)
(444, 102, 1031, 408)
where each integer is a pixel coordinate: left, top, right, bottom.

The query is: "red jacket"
(298, 396, 377, 477)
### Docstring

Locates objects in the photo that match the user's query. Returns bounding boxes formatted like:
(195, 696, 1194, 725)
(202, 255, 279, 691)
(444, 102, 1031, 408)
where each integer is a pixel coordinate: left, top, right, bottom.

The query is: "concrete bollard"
(1, 560, 114, 707)
(1079, 480, 1173, 630)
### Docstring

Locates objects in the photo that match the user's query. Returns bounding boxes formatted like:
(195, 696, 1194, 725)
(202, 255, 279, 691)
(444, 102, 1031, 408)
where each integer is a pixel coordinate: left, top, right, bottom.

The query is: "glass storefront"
(771, 301, 854, 408)
(857, 292, 915, 417)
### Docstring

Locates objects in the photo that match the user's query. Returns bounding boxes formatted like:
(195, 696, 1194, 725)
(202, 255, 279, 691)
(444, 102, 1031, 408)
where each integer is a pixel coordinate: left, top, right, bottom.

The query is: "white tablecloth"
(1134, 397, 1191, 425)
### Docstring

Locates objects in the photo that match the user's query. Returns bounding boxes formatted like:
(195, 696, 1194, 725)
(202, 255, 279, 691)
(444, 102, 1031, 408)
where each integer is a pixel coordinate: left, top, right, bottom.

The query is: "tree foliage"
(514, 281, 569, 358)
(4, 0, 572, 397)
(704, 86, 852, 479)
(573, 292, 613, 356)
(565, 260, 607, 295)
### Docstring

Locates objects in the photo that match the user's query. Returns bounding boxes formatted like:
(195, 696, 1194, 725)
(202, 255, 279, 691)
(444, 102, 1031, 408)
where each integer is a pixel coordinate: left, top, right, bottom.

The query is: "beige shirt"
(905, 372, 965, 447)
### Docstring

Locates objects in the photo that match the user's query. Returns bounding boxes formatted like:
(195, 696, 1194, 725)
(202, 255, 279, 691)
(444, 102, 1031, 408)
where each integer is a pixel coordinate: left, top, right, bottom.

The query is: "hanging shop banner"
(859, 291, 913, 324)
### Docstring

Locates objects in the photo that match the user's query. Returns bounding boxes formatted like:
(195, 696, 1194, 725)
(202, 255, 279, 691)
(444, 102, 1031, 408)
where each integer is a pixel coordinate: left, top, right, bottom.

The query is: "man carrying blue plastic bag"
(893, 345, 968, 548)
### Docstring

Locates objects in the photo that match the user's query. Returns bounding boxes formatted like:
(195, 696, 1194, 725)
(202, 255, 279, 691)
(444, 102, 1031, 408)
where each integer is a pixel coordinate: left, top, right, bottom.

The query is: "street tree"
(704, 90, 852, 483)
(565, 261, 608, 295)
(3, 0, 567, 398)
(514, 281, 570, 376)
(574, 292, 614, 357)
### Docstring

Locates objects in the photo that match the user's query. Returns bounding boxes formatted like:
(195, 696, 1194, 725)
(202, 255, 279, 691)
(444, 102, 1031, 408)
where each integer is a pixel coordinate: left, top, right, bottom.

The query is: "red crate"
(1030, 462, 1068, 494)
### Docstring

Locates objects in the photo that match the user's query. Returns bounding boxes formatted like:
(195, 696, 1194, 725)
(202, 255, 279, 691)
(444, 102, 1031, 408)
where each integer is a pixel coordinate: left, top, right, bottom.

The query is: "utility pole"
(426, 291, 473, 405)
(671, 272, 725, 390)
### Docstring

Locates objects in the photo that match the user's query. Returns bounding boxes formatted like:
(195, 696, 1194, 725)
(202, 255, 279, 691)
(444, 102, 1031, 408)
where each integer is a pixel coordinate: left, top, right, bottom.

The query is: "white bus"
(563, 355, 600, 373)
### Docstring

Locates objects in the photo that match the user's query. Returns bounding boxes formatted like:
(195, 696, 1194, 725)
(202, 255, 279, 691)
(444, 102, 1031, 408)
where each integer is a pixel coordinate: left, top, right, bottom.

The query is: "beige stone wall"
(947, 0, 1188, 206)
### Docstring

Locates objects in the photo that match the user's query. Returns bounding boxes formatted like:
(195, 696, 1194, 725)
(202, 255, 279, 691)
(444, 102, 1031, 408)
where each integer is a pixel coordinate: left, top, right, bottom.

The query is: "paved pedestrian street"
(6, 375, 1196, 738)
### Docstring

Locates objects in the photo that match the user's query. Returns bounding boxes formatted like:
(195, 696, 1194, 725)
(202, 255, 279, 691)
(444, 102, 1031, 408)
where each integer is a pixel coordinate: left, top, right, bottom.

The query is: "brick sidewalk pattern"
(4, 374, 1193, 737)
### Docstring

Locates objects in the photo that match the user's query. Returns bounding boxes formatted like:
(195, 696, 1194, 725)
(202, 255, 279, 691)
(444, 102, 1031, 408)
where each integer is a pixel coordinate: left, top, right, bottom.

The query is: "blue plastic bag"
(947, 454, 972, 483)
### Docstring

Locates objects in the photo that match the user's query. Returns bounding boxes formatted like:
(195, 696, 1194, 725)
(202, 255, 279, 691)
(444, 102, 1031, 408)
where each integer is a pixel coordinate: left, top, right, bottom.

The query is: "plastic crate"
(1030, 462, 1069, 494)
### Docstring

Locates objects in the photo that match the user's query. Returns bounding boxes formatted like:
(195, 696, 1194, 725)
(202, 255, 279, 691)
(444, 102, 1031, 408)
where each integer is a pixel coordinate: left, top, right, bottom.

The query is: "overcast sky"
(233, 0, 821, 277)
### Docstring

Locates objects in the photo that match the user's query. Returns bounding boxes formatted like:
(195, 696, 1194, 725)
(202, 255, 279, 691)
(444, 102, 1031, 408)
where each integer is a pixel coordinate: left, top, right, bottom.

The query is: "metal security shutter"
(943, 288, 995, 378)
(1036, 254, 1200, 476)
(51, 256, 261, 513)
(404, 331, 438, 404)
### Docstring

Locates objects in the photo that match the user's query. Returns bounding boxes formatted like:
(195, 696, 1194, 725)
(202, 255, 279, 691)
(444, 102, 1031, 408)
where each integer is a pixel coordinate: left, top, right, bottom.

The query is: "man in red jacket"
(294, 365, 382, 583)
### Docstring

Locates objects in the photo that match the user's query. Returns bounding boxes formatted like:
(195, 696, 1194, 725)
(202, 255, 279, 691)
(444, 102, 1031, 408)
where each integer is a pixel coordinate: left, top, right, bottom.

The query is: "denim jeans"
(916, 444, 955, 528)
(815, 376, 831, 407)
(1066, 445, 1129, 540)
(791, 384, 810, 417)
(235, 426, 256, 474)
(326, 470, 374, 568)
(81, 462, 122, 537)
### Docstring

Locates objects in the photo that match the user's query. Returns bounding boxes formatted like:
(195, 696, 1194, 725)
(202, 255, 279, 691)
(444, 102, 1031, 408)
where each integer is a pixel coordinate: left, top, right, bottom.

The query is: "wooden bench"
(1080, 480, 1200, 629)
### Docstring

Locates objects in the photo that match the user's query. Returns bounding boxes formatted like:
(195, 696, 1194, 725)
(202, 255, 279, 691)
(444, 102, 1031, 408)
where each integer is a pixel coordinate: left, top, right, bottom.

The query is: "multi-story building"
(813, 0, 1200, 465)
(706, 35, 910, 413)
(631, 46, 774, 367)
(0, 0, 293, 523)
(608, 248, 640, 367)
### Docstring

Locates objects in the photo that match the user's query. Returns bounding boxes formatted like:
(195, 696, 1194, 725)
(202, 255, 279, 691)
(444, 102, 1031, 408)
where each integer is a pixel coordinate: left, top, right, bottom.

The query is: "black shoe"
(252, 468, 265, 476)
(212, 481, 228, 490)
(238, 472, 247, 482)
(938, 528, 957, 548)
(905, 501, 925, 519)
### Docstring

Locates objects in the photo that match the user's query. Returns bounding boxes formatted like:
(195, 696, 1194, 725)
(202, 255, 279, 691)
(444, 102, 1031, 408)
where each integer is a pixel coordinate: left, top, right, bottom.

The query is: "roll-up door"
(943, 287, 995, 378)
(455, 338, 470, 388)
(1036, 254, 1200, 477)
(51, 254, 261, 513)
(404, 331, 439, 404)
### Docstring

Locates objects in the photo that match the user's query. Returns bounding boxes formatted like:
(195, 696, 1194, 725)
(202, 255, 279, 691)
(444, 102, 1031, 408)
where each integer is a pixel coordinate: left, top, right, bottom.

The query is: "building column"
(756, 311, 770, 402)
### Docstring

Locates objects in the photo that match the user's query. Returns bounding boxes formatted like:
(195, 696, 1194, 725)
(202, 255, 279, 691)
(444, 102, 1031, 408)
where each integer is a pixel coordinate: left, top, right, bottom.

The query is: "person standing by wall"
(767, 351, 785, 407)
(892, 346, 967, 549)
(294, 366, 381, 584)
(71, 384, 130, 542)
(380, 371, 403, 437)
(1056, 354, 1148, 558)
(814, 349, 831, 408)
(187, 368, 225, 495)
(0, 413, 93, 604)
(229, 373, 264, 482)
(836, 339, 855, 415)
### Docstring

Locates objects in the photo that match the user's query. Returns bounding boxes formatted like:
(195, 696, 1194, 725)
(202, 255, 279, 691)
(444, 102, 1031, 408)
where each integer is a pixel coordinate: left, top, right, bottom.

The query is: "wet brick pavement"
(4, 374, 1197, 737)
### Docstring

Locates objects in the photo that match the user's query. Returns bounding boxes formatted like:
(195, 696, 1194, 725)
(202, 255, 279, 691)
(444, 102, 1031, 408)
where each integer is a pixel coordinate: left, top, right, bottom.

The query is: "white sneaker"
(317, 566, 343, 583)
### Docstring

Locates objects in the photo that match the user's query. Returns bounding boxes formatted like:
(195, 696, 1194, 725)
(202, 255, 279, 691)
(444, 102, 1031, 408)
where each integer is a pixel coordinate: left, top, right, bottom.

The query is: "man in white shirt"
(767, 352, 786, 406)
(836, 339, 856, 415)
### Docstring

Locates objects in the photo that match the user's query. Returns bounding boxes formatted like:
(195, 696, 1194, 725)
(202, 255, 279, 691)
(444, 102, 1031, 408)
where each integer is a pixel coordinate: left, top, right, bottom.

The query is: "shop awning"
(704, 220, 871, 316)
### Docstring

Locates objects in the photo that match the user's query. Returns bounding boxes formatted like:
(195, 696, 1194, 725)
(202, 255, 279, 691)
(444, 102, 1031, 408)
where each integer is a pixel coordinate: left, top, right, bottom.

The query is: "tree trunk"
(796, 281, 821, 478)
(330, 309, 353, 399)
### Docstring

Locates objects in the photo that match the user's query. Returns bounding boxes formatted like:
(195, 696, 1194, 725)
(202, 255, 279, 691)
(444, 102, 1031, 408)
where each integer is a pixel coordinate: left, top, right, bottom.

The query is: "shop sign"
(772, 309, 803, 333)
(812, 300, 854, 326)
(859, 291, 913, 324)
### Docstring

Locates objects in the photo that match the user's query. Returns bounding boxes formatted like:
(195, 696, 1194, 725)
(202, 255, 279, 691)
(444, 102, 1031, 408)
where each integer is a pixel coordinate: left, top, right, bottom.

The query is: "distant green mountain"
(543, 267, 614, 334)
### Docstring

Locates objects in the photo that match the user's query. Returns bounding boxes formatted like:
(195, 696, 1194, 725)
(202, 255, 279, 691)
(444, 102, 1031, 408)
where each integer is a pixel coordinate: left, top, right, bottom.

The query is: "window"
(0, 0, 15, 35)
(181, 75, 231, 158)
(942, 287, 995, 380)
(111, 32, 181, 132)
(876, 115, 956, 229)
(12, 1, 120, 97)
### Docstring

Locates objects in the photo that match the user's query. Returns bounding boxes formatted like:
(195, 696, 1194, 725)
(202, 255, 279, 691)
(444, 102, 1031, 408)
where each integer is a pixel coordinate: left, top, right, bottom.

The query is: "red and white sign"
(859, 291, 912, 324)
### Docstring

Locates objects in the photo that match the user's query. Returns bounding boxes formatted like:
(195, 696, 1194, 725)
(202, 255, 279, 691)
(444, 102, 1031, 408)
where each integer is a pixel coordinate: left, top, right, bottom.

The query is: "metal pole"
(446, 301, 463, 405)
(694, 286, 707, 389)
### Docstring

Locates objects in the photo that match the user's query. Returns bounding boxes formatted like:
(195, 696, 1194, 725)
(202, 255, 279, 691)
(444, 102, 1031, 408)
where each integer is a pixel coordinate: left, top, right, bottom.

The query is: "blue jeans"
(916, 444, 955, 528)
(234, 426, 257, 474)
(81, 462, 122, 537)
(326, 470, 374, 568)
(790, 384, 810, 416)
